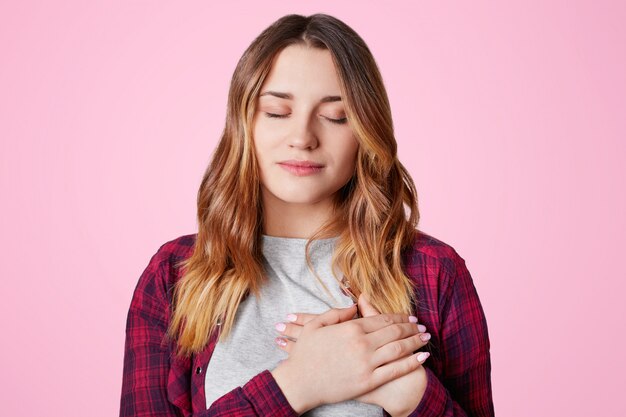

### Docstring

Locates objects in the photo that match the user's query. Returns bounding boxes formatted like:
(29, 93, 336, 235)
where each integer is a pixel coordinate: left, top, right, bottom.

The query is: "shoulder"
(130, 233, 197, 309)
(402, 229, 468, 278)
(402, 229, 475, 312)
(146, 233, 197, 280)
(150, 233, 197, 268)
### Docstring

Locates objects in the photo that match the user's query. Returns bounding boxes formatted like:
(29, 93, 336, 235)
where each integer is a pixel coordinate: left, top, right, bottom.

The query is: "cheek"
(252, 128, 272, 162)
(252, 120, 282, 151)
(338, 138, 359, 170)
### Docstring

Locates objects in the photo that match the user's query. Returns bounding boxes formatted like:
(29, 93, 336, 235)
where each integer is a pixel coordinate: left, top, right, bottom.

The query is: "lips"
(277, 160, 325, 176)
(278, 159, 325, 168)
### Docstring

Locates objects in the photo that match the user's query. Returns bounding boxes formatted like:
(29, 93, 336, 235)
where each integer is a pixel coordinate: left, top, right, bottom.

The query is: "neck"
(261, 192, 340, 239)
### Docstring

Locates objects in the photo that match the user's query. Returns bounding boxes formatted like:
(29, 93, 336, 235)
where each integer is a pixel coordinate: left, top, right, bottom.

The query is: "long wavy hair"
(166, 13, 422, 358)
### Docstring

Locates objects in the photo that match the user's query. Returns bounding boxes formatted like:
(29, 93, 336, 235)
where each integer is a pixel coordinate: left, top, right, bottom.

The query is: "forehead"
(260, 44, 343, 98)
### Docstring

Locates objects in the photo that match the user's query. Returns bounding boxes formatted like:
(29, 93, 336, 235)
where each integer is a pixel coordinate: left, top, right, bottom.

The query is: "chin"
(276, 194, 327, 205)
(263, 183, 340, 206)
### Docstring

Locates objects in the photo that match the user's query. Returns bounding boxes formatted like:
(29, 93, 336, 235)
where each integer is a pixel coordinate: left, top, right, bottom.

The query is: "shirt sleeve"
(405, 251, 495, 417)
(119, 250, 299, 417)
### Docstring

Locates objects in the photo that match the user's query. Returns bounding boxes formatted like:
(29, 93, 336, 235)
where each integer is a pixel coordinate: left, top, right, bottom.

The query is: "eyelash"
(264, 112, 348, 125)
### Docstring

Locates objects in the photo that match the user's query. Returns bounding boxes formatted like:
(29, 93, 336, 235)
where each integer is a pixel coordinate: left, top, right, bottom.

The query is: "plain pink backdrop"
(1, 1, 624, 416)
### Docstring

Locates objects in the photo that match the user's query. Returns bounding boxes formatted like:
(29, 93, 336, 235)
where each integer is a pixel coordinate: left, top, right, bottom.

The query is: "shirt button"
(195, 366, 202, 375)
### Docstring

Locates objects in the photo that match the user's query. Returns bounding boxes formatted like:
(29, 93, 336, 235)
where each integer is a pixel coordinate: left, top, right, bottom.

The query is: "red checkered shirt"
(119, 231, 494, 416)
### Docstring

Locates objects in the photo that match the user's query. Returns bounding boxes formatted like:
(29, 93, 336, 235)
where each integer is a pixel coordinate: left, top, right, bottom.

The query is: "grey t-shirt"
(204, 234, 384, 416)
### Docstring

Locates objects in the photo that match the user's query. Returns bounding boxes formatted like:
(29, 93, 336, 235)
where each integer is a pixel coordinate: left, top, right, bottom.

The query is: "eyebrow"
(259, 91, 342, 103)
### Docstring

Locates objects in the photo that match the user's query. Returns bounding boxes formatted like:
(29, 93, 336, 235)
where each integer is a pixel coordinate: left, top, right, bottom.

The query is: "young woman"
(119, 13, 494, 417)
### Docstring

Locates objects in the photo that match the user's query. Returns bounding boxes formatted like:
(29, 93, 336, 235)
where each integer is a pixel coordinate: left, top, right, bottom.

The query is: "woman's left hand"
(273, 294, 430, 417)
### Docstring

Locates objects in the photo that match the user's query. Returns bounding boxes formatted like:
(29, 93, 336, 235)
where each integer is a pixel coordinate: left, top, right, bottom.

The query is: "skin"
(252, 44, 430, 416)
(270, 303, 429, 415)
(252, 43, 358, 238)
(275, 293, 430, 417)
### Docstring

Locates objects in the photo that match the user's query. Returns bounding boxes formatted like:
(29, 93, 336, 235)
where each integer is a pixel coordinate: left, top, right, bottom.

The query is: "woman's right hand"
(270, 304, 425, 414)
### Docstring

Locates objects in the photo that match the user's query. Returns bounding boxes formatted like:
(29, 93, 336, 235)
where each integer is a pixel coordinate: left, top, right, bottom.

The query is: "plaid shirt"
(119, 232, 494, 416)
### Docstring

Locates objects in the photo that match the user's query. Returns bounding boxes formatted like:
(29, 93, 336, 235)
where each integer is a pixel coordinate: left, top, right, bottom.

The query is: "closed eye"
(264, 112, 347, 125)
(264, 112, 289, 119)
(327, 117, 348, 125)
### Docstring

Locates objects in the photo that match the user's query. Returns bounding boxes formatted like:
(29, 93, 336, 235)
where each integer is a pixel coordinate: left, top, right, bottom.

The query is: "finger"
(353, 312, 418, 334)
(366, 321, 422, 349)
(370, 331, 430, 368)
(285, 312, 319, 325)
(357, 293, 426, 332)
(274, 321, 304, 341)
(369, 350, 431, 388)
(308, 304, 357, 329)
(357, 293, 381, 317)
(274, 336, 294, 354)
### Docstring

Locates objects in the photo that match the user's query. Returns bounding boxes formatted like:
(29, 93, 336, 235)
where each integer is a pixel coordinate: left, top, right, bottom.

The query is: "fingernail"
(418, 324, 427, 332)
(420, 332, 431, 341)
(416, 352, 430, 362)
(275, 337, 287, 347)
(409, 315, 418, 323)
(286, 314, 297, 322)
(275, 322, 286, 332)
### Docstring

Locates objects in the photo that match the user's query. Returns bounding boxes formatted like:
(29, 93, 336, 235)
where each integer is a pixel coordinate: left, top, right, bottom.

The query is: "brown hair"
(166, 13, 421, 358)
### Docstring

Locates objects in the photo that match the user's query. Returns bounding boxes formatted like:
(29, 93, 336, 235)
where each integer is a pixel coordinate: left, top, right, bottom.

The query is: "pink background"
(1, 1, 624, 416)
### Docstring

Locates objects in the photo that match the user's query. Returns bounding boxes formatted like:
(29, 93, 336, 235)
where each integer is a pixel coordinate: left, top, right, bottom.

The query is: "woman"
(119, 13, 494, 417)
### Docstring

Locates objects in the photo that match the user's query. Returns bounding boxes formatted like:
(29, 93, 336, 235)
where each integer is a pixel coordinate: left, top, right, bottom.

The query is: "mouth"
(278, 159, 325, 168)
(277, 161, 325, 176)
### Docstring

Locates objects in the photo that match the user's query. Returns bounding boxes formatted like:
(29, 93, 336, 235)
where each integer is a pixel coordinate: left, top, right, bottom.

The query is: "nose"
(287, 113, 319, 150)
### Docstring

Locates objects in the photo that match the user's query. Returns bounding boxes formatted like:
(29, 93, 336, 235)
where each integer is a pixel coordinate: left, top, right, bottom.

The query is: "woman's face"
(252, 44, 359, 209)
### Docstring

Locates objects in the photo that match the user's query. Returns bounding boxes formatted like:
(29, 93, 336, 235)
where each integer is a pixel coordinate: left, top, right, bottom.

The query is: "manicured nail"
(409, 315, 418, 323)
(418, 324, 427, 332)
(420, 333, 431, 342)
(416, 352, 430, 362)
(286, 314, 297, 322)
(275, 322, 286, 332)
(275, 337, 287, 347)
